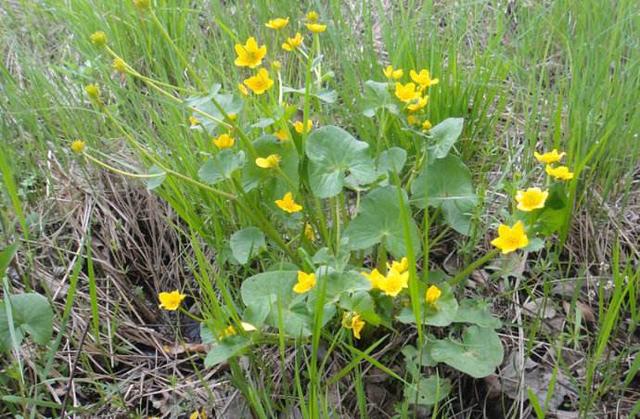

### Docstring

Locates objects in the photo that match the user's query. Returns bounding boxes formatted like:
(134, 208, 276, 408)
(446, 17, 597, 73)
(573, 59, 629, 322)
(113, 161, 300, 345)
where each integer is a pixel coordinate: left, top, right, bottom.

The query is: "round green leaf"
(411, 154, 477, 235)
(430, 326, 504, 378)
(242, 135, 299, 196)
(454, 299, 502, 329)
(404, 375, 451, 406)
(427, 117, 464, 159)
(306, 126, 376, 198)
(396, 283, 458, 327)
(204, 335, 250, 367)
(343, 186, 421, 258)
(240, 271, 311, 337)
(230, 227, 266, 265)
(186, 84, 243, 135)
(0, 293, 53, 351)
(198, 150, 245, 185)
(362, 80, 398, 118)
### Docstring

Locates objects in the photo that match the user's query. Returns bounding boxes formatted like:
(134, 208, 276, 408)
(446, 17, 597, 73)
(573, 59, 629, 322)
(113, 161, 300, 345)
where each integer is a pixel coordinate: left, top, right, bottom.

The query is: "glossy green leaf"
(404, 375, 451, 406)
(204, 335, 250, 367)
(230, 227, 266, 265)
(306, 126, 376, 198)
(198, 150, 245, 185)
(454, 299, 501, 329)
(344, 186, 421, 258)
(362, 80, 398, 118)
(428, 118, 464, 159)
(430, 326, 504, 378)
(377, 147, 407, 179)
(242, 135, 299, 195)
(411, 154, 477, 235)
(397, 283, 458, 327)
(186, 84, 243, 134)
(0, 293, 53, 351)
(241, 271, 311, 337)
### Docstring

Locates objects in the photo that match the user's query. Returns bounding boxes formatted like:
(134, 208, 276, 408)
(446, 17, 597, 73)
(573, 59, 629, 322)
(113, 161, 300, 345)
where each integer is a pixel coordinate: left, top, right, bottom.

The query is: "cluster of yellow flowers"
(387, 66, 439, 130)
(491, 148, 574, 254)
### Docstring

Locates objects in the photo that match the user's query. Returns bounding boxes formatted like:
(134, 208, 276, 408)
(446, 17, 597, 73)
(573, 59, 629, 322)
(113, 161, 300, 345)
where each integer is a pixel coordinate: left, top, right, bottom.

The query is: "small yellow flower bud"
(84, 84, 100, 100)
(90, 31, 107, 47)
(272, 60, 282, 71)
(112, 57, 127, 73)
(70, 140, 86, 154)
(306, 11, 319, 23)
(227, 113, 238, 122)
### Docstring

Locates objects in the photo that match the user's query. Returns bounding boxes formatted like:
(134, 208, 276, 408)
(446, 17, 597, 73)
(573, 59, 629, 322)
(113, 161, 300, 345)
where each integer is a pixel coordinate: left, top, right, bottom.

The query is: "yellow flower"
(342, 312, 365, 339)
(243, 68, 274, 95)
(491, 221, 529, 254)
(293, 119, 313, 134)
(534, 149, 565, 164)
(189, 116, 200, 126)
(212, 133, 234, 149)
(410, 69, 439, 89)
(275, 129, 289, 141)
(362, 268, 385, 290)
(407, 115, 420, 126)
(304, 223, 315, 241)
(234, 37, 267, 68)
(306, 23, 327, 33)
(377, 268, 409, 297)
(255, 154, 281, 169)
(84, 84, 100, 100)
(238, 83, 249, 96)
(293, 271, 316, 294)
(425, 285, 442, 305)
(388, 257, 409, 274)
(282, 32, 304, 51)
(189, 409, 207, 419)
(158, 290, 186, 311)
(383, 65, 403, 80)
(133, 0, 151, 11)
(71, 140, 86, 154)
(545, 165, 574, 181)
(219, 325, 237, 339)
(90, 31, 107, 47)
(394, 82, 419, 103)
(265, 17, 289, 30)
(421, 120, 432, 131)
(306, 11, 319, 22)
(112, 57, 126, 73)
(407, 96, 428, 112)
(275, 192, 303, 213)
(219, 322, 257, 339)
(515, 187, 548, 212)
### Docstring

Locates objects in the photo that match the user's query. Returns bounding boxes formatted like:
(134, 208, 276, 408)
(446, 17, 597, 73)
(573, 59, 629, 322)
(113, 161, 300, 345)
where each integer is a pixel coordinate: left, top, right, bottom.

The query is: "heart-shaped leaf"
(343, 186, 421, 258)
(428, 118, 464, 159)
(230, 227, 266, 265)
(186, 84, 243, 134)
(306, 126, 376, 198)
(396, 283, 458, 327)
(241, 271, 311, 337)
(362, 80, 398, 118)
(242, 135, 299, 195)
(404, 375, 452, 406)
(411, 154, 477, 235)
(454, 299, 501, 329)
(430, 326, 504, 378)
(376, 147, 407, 183)
(0, 293, 53, 352)
(198, 150, 245, 185)
(204, 335, 250, 367)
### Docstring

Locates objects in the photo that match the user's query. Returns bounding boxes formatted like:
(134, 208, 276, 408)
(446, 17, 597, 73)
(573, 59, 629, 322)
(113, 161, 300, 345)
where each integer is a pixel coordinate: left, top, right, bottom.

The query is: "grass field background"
(1, 0, 639, 417)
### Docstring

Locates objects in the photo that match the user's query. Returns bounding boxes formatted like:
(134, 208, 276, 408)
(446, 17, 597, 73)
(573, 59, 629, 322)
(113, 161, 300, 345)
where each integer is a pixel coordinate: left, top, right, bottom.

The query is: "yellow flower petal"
(265, 17, 289, 30)
(491, 221, 529, 254)
(293, 271, 316, 293)
(234, 37, 267, 68)
(243, 68, 274, 95)
(515, 187, 548, 212)
(158, 290, 186, 311)
(275, 192, 303, 213)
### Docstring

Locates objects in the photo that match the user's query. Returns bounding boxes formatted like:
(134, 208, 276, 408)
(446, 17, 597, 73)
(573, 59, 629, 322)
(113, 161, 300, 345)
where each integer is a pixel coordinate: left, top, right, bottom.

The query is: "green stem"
(448, 249, 500, 287)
